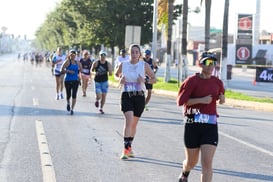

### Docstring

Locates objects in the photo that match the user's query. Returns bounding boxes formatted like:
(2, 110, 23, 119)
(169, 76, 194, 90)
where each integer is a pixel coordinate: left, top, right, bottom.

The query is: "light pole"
(254, 0, 261, 45)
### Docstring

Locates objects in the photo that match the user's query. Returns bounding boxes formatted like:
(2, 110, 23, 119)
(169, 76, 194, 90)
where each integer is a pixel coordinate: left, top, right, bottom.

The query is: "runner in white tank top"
(114, 44, 156, 160)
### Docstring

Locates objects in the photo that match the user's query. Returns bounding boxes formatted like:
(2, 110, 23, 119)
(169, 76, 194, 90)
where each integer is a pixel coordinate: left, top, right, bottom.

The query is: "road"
(0, 54, 272, 182)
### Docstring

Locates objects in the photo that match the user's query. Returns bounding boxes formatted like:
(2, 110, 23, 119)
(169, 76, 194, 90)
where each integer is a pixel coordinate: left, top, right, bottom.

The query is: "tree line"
(33, 0, 181, 55)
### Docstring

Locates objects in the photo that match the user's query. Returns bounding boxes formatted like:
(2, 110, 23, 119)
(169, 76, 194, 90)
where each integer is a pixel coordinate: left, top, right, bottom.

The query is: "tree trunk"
(204, 0, 211, 51)
(111, 46, 115, 69)
(221, 0, 229, 82)
(181, 0, 188, 81)
(164, 0, 174, 82)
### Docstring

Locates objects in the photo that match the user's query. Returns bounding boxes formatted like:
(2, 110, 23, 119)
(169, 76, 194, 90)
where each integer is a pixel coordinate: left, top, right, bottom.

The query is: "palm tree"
(201, 0, 212, 51)
(221, 0, 229, 82)
(180, 1, 200, 81)
(157, 0, 173, 82)
(157, 0, 168, 28)
(181, 0, 188, 81)
(164, 0, 174, 82)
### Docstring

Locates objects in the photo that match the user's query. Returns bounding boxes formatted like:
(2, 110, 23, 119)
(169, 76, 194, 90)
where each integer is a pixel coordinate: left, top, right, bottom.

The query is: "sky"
(186, 0, 273, 34)
(0, 0, 272, 40)
(0, 0, 60, 39)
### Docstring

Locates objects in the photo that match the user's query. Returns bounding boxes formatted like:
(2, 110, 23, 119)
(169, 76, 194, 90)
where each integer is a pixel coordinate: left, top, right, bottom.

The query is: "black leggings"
(65, 80, 79, 99)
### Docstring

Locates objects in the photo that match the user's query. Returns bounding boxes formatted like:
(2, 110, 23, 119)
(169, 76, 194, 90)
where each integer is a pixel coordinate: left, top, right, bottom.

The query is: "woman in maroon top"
(177, 52, 225, 182)
(80, 50, 93, 97)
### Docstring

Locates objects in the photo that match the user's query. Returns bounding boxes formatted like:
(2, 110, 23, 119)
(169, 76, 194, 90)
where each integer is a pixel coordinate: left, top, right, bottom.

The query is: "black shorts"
(184, 122, 218, 148)
(145, 83, 153, 90)
(121, 92, 145, 117)
(55, 73, 64, 77)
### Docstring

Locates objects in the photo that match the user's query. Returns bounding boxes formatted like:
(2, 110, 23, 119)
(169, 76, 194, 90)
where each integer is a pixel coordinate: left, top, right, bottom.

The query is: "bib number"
(193, 113, 217, 124)
(82, 68, 89, 74)
(124, 82, 140, 92)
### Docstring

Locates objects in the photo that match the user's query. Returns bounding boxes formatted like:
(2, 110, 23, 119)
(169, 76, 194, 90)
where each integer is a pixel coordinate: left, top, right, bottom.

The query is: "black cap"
(120, 49, 126, 54)
(199, 51, 217, 64)
(145, 50, 151, 55)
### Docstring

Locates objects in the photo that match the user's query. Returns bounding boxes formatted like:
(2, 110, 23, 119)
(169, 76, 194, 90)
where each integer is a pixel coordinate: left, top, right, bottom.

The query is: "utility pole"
(254, 0, 261, 45)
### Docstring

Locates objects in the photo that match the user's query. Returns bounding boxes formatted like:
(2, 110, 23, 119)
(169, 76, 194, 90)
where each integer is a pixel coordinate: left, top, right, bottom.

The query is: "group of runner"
(50, 44, 224, 182)
(114, 47, 225, 182)
(51, 46, 159, 115)
(51, 47, 103, 114)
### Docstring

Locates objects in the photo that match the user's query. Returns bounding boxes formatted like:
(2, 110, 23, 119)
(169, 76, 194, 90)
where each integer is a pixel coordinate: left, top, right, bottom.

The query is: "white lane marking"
(35, 120, 56, 182)
(219, 131, 273, 157)
(33, 98, 39, 106)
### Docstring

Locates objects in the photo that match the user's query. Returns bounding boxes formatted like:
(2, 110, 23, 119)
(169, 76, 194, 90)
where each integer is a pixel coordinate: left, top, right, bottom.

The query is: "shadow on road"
(126, 157, 273, 181)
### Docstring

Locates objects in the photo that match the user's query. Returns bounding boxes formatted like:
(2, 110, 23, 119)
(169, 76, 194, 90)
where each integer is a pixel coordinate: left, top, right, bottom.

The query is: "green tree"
(35, 1, 78, 50)
(35, 0, 154, 52)
(157, 0, 181, 82)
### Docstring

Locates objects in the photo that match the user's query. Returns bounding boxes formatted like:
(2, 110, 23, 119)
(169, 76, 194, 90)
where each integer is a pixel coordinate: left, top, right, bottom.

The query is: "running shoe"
(178, 171, 190, 182)
(95, 101, 99, 108)
(178, 176, 187, 182)
(66, 104, 70, 111)
(99, 108, 104, 114)
(55, 94, 59, 100)
(128, 147, 134, 158)
(120, 149, 130, 160)
(145, 105, 149, 111)
(70, 110, 74, 115)
(60, 93, 64, 99)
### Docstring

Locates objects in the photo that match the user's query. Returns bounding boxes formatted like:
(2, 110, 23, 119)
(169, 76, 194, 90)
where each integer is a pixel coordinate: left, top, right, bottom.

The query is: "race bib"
(193, 113, 217, 124)
(82, 68, 89, 74)
(124, 82, 141, 92)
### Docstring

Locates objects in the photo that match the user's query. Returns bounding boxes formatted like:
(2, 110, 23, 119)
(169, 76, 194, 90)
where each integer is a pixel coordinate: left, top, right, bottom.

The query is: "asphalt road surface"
(0, 54, 272, 182)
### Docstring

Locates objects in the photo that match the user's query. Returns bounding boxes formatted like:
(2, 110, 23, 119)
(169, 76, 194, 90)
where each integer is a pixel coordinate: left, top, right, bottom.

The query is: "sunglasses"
(100, 53, 106, 56)
(202, 59, 217, 66)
